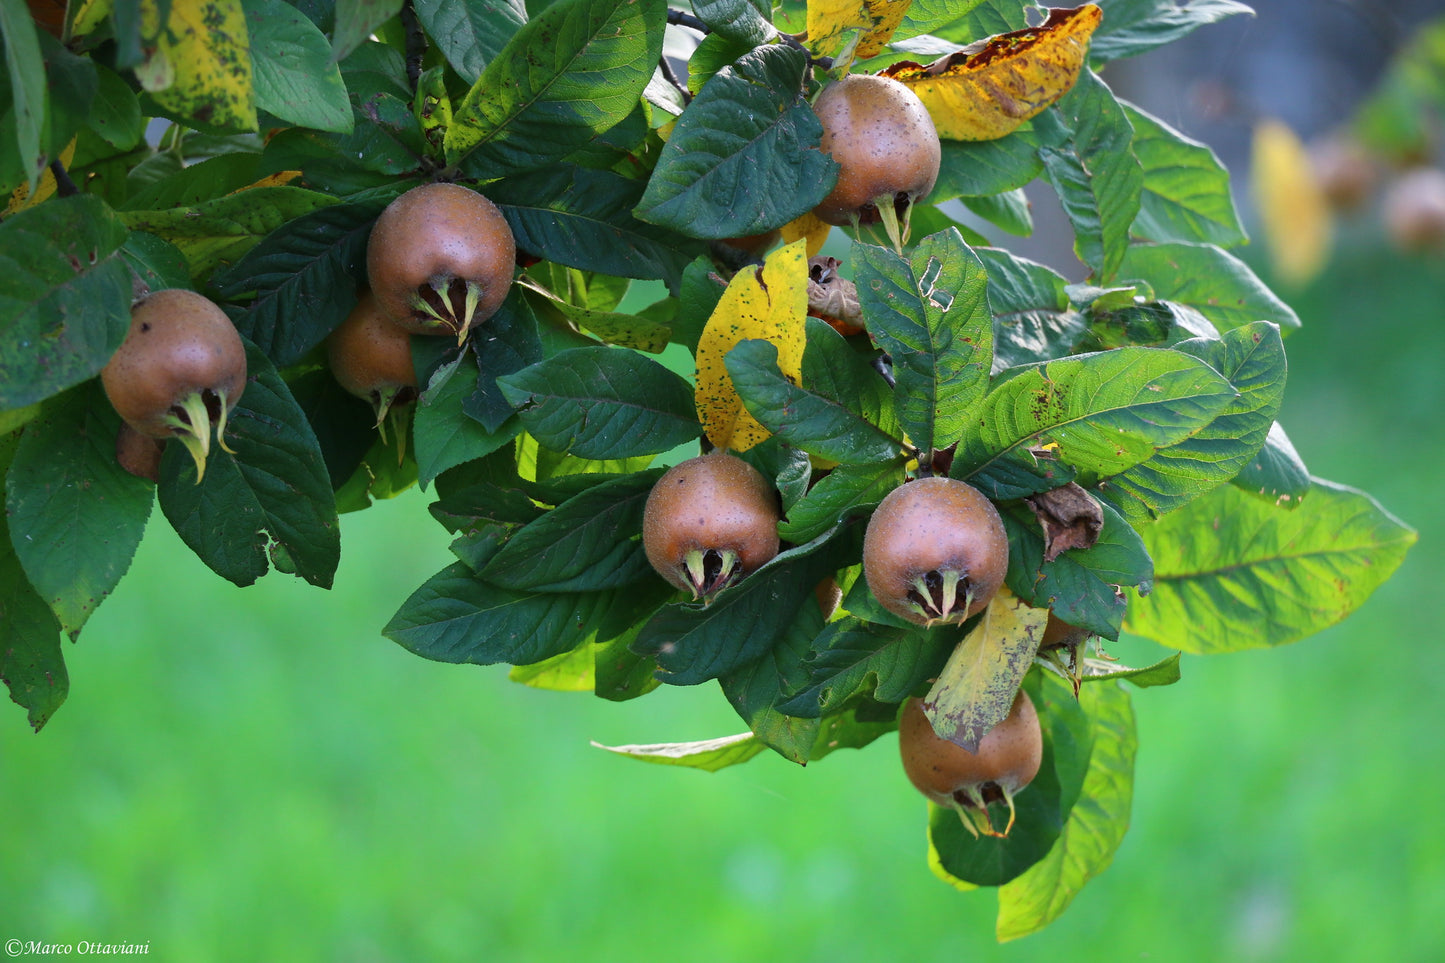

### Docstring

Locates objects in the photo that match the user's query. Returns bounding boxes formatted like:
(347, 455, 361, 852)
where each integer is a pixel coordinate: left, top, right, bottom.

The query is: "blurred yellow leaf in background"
(695, 241, 809, 452)
(1252, 118, 1332, 286)
(806, 0, 914, 64)
(884, 5, 1101, 141)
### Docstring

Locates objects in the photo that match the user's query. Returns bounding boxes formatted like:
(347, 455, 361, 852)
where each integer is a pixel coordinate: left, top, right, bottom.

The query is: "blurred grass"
(2, 231, 1442, 961)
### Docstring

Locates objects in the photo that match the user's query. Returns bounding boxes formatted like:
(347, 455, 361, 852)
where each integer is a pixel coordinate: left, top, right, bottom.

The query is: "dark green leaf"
(287, 368, 378, 490)
(1118, 241, 1301, 333)
(413, 350, 520, 487)
(492, 167, 701, 285)
(1230, 421, 1310, 506)
(332, 0, 404, 62)
(933, 117, 1068, 199)
(719, 597, 825, 764)
(214, 196, 391, 366)
(119, 232, 192, 293)
(5, 383, 154, 640)
(854, 230, 993, 455)
(1089, 0, 1253, 63)
(468, 289, 545, 432)
(692, 0, 774, 45)
(444, 0, 666, 176)
(497, 346, 700, 459)
(1039, 70, 1142, 283)
(635, 43, 837, 238)
(1126, 479, 1415, 654)
(413, 0, 527, 83)
(1102, 321, 1285, 523)
(957, 347, 1236, 500)
(777, 616, 956, 718)
(806, 700, 900, 762)
(479, 469, 662, 591)
(777, 458, 905, 545)
(1124, 101, 1246, 248)
(996, 681, 1138, 939)
(727, 339, 904, 465)
(960, 189, 1033, 238)
(158, 342, 341, 588)
(384, 560, 615, 665)
(88, 64, 145, 152)
(121, 154, 264, 211)
(246, 0, 353, 132)
(0, 195, 132, 410)
(976, 247, 1088, 370)
(0, 0, 46, 187)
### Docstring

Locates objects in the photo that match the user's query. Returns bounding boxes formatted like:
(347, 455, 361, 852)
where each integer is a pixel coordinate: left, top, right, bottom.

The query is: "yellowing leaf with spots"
(6, 139, 76, 215)
(806, 0, 913, 62)
(780, 211, 832, 258)
(135, 0, 257, 132)
(1252, 118, 1331, 286)
(883, 5, 1101, 142)
(695, 241, 809, 452)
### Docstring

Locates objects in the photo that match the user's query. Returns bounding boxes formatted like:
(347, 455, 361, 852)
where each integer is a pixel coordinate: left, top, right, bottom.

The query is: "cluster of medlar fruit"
(101, 288, 248, 482)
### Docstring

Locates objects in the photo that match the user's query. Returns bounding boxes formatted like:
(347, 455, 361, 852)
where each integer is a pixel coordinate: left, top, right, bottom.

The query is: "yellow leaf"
(806, 0, 913, 64)
(884, 5, 1102, 142)
(780, 211, 832, 258)
(695, 240, 809, 452)
(135, 0, 257, 132)
(69, 0, 114, 37)
(1252, 118, 1331, 286)
(6, 138, 76, 214)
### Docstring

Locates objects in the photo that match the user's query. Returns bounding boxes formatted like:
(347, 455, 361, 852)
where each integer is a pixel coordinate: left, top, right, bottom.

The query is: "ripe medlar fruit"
(367, 182, 516, 341)
(862, 477, 1008, 626)
(100, 288, 247, 482)
(811, 73, 941, 243)
(1383, 167, 1445, 252)
(327, 289, 418, 443)
(899, 689, 1042, 838)
(642, 451, 780, 600)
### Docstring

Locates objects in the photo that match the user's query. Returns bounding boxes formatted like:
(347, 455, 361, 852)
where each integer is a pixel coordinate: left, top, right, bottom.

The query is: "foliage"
(0, 0, 1417, 941)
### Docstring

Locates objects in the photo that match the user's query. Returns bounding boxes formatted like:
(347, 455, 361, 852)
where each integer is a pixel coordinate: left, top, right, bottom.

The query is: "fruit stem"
(213, 388, 236, 455)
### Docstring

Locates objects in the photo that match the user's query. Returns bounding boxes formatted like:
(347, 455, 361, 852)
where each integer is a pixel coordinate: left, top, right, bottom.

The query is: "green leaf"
(592, 731, 767, 771)
(1118, 242, 1301, 333)
(468, 289, 546, 432)
(444, 0, 665, 176)
(955, 347, 1237, 501)
(636, 528, 852, 686)
(5, 384, 154, 640)
(213, 195, 390, 366)
(1126, 479, 1416, 654)
(727, 339, 904, 465)
(384, 560, 616, 665)
(497, 346, 700, 460)
(332, 0, 404, 62)
(478, 469, 662, 592)
(118, 186, 341, 281)
(692, 0, 774, 45)
(933, 117, 1067, 199)
(720, 598, 825, 764)
(1102, 321, 1286, 523)
(635, 43, 837, 238)
(0, 195, 132, 410)
(1124, 101, 1246, 248)
(1004, 499, 1153, 641)
(413, 350, 520, 487)
(245, 0, 353, 133)
(928, 673, 1092, 887)
(976, 247, 1088, 370)
(853, 229, 993, 455)
(492, 167, 703, 285)
(158, 341, 341, 588)
(1088, 0, 1253, 63)
(524, 284, 670, 353)
(777, 458, 905, 545)
(508, 641, 594, 691)
(960, 189, 1033, 238)
(777, 616, 957, 718)
(996, 680, 1137, 940)
(1230, 421, 1310, 506)
(0, 0, 46, 187)
(121, 153, 263, 212)
(1039, 70, 1142, 283)
(1071, 651, 1180, 689)
(413, 0, 527, 83)
(89, 63, 146, 152)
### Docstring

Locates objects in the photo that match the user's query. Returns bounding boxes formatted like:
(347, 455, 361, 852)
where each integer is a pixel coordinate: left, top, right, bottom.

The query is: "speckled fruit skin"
(811, 74, 942, 227)
(366, 183, 516, 335)
(100, 289, 246, 438)
(899, 691, 1041, 808)
(862, 476, 1008, 625)
(642, 452, 780, 594)
(327, 291, 417, 402)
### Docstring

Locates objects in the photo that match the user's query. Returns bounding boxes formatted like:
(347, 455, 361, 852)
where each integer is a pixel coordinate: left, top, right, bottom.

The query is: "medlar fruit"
(100, 288, 246, 483)
(862, 477, 1008, 626)
(642, 452, 780, 600)
(899, 689, 1042, 838)
(366, 182, 516, 341)
(327, 289, 418, 442)
(811, 73, 941, 243)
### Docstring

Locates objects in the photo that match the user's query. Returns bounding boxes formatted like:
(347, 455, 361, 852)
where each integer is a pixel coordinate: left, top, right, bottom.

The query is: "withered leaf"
(806, 256, 864, 335)
(1025, 481, 1104, 561)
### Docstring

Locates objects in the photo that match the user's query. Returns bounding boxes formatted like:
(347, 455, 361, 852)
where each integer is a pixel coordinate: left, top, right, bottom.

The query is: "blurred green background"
(2, 222, 1440, 960)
